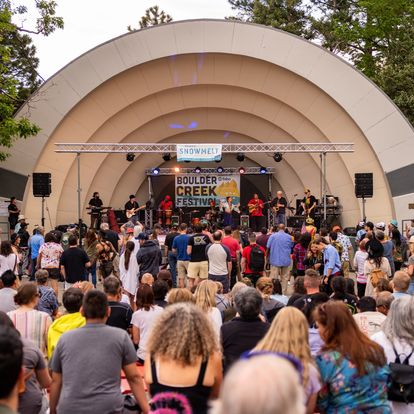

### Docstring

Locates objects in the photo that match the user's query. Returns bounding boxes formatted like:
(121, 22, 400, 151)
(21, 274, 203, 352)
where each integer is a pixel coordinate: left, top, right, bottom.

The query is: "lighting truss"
(55, 142, 354, 154)
(145, 167, 276, 175)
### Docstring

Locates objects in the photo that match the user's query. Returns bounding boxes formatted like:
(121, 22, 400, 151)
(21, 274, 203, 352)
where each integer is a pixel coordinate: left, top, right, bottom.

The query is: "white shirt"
(353, 250, 368, 283)
(371, 330, 414, 414)
(131, 306, 163, 361)
(0, 253, 18, 275)
(353, 311, 386, 337)
(208, 307, 222, 337)
(119, 252, 139, 296)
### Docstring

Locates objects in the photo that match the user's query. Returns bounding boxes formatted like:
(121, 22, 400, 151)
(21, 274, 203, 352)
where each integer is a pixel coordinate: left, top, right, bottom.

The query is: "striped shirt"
(8, 309, 52, 356)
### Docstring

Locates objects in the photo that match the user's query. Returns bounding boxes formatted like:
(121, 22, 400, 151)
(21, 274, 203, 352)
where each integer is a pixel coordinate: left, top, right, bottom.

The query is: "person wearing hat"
(136, 232, 162, 278)
(305, 217, 317, 239)
(124, 195, 143, 224)
(13, 215, 27, 235)
(356, 221, 366, 243)
(300, 189, 317, 219)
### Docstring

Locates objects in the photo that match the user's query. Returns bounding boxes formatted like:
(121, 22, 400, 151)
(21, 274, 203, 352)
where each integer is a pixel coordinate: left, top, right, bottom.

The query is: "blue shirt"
(323, 244, 342, 276)
(29, 234, 44, 259)
(267, 231, 293, 267)
(172, 234, 191, 261)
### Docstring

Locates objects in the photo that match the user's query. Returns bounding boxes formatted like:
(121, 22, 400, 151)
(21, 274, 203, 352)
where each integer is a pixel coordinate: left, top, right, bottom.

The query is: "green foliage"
(0, 0, 63, 161)
(128, 5, 173, 31)
(228, 0, 414, 126)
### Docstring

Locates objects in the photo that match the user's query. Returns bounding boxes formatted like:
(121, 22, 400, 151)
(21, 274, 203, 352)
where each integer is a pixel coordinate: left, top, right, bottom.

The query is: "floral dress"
(316, 350, 391, 413)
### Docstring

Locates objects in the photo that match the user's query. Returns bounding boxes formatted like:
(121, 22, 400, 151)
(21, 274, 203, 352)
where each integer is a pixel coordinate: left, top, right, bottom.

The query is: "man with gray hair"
(376, 291, 394, 316)
(220, 287, 269, 372)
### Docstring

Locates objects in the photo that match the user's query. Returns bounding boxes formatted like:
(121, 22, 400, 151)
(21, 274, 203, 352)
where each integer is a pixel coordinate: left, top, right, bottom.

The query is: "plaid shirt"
(293, 243, 307, 271)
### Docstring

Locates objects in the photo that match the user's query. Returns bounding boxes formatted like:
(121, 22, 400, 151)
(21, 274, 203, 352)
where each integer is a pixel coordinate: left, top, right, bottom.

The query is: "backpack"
(249, 245, 265, 272)
(332, 241, 343, 260)
(388, 345, 414, 403)
(370, 268, 387, 287)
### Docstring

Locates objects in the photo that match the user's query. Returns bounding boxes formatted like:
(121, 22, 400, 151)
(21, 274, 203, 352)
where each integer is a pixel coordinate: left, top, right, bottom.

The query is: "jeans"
(408, 280, 414, 295)
(88, 263, 97, 287)
(209, 274, 230, 293)
(276, 213, 286, 225)
(30, 256, 38, 281)
(168, 251, 178, 287)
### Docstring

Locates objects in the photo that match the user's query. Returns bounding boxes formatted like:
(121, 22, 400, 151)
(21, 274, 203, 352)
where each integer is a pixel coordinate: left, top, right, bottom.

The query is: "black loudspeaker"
(355, 173, 373, 198)
(32, 173, 51, 197)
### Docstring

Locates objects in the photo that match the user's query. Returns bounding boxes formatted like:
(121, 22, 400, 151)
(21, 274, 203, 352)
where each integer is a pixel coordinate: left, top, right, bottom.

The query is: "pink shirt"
(221, 236, 241, 259)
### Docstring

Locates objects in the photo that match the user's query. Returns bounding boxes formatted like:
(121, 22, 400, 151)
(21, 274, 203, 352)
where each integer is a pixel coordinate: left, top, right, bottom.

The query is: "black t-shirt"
(164, 232, 179, 252)
(271, 197, 287, 214)
(60, 247, 90, 284)
(8, 203, 19, 217)
(188, 233, 210, 262)
(221, 317, 270, 372)
(302, 195, 317, 212)
(106, 301, 133, 331)
(292, 292, 329, 311)
(88, 197, 103, 213)
(103, 230, 120, 253)
(124, 201, 139, 212)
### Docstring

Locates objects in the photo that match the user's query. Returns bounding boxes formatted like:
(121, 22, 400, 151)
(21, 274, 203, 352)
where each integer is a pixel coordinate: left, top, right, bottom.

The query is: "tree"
(128, 5, 172, 31)
(0, 0, 63, 161)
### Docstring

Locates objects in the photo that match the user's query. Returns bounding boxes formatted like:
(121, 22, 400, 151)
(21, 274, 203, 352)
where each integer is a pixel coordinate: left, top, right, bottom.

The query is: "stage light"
(260, 167, 267, 174)
(273, 152, 283, 162)
(152, 167, 160, 175)
(174, 167, 181, 173)
(126, 153, 135, 162)
(194, 166, 202, 174)
(162, 153, 171, 162)
(217, 166, 224, 173)
(236, 153, 245, 162)
(215, 158, 222, 163)
(238, 166, 246, 174)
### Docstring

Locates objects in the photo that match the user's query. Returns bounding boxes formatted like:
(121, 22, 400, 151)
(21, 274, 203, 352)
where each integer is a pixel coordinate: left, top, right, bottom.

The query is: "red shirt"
(247, 198, 264, 216)
(242, 243, 266, 274)
(159, 200, 173, 211)
(221, 236, 241, 259)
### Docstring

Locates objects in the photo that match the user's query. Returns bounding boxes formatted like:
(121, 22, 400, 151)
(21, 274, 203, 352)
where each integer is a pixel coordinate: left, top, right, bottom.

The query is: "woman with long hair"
(131, 284, 163, 364)
(391, 228, 407, 272)
(364, 238, 392, 297)
(145, 303, 222, 414)
(7, 283, 52, 356)
(0, 240, 19, 276)
(314, 301, 390, 413)
(120, 240, 139, 309)
(372, 296, 414, 413)
(256, 277, 284, 323)
(96, 231, 117, 279)
(330, 276, 358, 314)
(84, 229, 98, 287)
(293, 232, 312, 277)
(303, 242, 324, 275)
(194, 280, 222, 336)
(254, 307, 320, 414)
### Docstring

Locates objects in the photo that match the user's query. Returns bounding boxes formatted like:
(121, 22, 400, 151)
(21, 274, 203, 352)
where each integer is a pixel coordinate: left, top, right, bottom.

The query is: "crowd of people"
(1, 217, 414, 413)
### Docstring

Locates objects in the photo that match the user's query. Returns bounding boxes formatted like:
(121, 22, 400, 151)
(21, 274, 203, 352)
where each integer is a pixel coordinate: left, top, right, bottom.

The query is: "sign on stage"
(175, 174, 240, 207)
(176, 144, 222, 162)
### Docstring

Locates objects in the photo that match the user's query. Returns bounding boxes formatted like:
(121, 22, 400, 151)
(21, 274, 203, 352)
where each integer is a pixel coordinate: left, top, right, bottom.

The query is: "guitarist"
(271, 191, 287, 225)
(247, 193, 264, 232)
(124, 195, 142, 224)
(301, 189, 317, 219)
(88, 192, 104, 229)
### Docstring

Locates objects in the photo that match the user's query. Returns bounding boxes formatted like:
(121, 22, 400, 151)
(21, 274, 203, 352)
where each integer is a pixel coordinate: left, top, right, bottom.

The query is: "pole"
(41, 197, 45, 228)
(322, 152, 327, 224)
(76, 153, 83, 247)
(319, 153, 323, 202)
(362, 196, 366, 222)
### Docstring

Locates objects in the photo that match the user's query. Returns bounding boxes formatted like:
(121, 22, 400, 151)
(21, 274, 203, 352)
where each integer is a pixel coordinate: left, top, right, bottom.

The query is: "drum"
(192, 217, 200, 227)
(165, 210, 172, 226)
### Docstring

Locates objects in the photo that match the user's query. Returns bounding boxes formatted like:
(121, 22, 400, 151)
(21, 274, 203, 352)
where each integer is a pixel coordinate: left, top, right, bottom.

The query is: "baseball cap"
(375, 222, 386, 230)
(126, 227, 134, 234)
(359, 221, 365, 227)
(332, 225, 341, 232)
(137, 232, 148, 240)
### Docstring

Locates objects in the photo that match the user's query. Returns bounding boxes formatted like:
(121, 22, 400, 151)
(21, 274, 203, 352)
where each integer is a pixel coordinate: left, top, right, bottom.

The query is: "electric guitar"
(126, 205, 146, 219)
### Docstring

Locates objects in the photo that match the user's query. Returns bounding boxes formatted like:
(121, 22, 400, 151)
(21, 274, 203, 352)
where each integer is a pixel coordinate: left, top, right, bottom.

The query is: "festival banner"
(176, 144, 222, 162)
(175, 174, 240, 208)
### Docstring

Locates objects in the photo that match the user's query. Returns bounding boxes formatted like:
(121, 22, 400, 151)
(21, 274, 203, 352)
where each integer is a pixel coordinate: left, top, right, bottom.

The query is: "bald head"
(277, 191, 283, 197)
(278, 224, 285, 231)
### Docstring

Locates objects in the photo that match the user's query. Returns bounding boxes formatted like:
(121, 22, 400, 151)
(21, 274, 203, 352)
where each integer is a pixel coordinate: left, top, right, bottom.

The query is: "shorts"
(46, 268, 61, 280)
(188, 261, 208, 280)
(208, 274, 230, 293)
(177, 260, 189, 279)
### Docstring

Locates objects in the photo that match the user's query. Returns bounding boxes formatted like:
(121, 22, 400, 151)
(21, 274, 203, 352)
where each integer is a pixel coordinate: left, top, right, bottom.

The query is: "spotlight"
(162, 153, 171, 162)
(236, 153, 245, 162)
(259, 166, 267, 174)
(152, 167, 160, 175)
(174, 167, 181, 173)
(184, 160, 191, 163)
(126, 153, 135, 162)
(215, 158, 222, 163)
(238, 166, 246, 174)
(194, 166, 201, 174)
(273, 152, 283, 162)
(216, 166, 224, 173)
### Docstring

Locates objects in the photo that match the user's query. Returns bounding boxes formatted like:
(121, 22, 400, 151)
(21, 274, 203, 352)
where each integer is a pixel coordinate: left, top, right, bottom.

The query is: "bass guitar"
(126, 205, 146, 219)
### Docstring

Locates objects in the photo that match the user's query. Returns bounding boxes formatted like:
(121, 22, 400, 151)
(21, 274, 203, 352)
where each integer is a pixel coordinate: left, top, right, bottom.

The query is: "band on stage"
(86, 188, 335, 232)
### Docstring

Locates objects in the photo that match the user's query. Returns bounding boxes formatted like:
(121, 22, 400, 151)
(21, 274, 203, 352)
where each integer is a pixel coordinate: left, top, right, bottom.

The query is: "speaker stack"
(354, 173, 373, 198)
(32, 173, 52, 197)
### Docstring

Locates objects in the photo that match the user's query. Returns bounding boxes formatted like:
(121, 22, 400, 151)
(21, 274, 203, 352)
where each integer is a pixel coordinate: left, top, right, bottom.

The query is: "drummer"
(158, 195, 174, 227)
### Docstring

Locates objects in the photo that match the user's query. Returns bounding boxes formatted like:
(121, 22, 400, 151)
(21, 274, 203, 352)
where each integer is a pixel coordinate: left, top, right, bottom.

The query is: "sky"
(24, 0, 235, 80)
